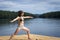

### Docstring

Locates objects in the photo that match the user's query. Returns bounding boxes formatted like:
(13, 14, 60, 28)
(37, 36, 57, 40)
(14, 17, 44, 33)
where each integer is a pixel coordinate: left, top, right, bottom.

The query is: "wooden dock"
(0, 34, 60, 40)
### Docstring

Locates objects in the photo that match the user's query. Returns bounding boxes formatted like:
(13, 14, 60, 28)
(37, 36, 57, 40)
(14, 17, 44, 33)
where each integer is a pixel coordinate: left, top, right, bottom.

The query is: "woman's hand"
(10, 21, 13, 23)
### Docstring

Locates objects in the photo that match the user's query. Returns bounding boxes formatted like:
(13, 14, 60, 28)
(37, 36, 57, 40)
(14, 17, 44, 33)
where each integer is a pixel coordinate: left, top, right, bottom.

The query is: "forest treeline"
(0, 10, 60, 19)
(39, 11, 60, 18)
(0, 10, 37, 19)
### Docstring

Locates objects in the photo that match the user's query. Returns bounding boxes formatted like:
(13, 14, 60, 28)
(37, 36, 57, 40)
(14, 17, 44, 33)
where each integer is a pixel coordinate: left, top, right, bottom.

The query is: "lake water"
(0, 18, 60, 37)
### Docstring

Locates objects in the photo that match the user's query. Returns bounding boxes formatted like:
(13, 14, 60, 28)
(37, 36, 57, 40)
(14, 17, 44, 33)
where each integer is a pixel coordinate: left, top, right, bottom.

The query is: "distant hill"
(39, 11, 60, 18)
(0, 10, 38, 19)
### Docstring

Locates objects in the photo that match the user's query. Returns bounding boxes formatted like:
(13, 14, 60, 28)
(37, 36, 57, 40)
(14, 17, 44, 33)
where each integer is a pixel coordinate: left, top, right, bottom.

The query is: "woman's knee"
(14, 28, 20, 35)
(27, 29, 30, 33)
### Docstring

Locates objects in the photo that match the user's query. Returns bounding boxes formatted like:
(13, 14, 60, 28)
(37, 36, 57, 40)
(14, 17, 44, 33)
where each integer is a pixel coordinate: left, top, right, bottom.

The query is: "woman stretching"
(9, 10, 33, 40)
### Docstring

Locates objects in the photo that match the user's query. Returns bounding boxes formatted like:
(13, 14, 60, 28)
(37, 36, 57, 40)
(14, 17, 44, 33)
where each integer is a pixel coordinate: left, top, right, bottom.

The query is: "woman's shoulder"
(17, 16, 22, 19)
(16, 16, 20, 19)
(17, 16, 24, 18)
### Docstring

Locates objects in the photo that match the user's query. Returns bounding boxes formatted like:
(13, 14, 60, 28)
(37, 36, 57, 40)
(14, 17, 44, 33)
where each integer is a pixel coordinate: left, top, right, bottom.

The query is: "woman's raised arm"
(10, 16, 20, 22)
(24, 16, 33, 19)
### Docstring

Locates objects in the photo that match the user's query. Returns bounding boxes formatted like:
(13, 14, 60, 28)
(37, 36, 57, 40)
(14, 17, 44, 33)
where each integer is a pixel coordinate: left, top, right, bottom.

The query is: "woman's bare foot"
(9, 39, 11, 40)
(28, 38, 32, 40)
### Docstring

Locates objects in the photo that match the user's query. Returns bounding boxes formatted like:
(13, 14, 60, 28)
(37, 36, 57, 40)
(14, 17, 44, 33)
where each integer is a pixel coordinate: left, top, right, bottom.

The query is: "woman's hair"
(18, 10, 24, 17)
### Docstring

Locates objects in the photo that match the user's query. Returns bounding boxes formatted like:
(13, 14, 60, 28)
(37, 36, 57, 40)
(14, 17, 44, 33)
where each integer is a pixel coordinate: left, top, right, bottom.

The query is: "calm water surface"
(0, 18, 60, 37)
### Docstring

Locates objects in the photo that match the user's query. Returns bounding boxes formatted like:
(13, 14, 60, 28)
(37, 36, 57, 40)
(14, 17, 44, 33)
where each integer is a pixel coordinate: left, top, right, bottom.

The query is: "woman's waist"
(18, 24, 24, 27)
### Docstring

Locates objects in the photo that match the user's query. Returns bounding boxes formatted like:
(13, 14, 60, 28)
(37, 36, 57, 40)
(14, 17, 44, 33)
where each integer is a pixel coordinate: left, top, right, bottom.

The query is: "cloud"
(0, 0, 60, 14)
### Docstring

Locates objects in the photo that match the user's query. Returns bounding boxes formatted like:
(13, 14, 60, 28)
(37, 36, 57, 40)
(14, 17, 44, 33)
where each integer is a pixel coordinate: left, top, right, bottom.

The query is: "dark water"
(0, 18, 60, 37)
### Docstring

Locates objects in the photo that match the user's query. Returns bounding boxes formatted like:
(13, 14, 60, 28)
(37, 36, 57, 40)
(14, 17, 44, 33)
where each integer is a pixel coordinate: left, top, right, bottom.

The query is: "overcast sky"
(0, 0, 60, 14)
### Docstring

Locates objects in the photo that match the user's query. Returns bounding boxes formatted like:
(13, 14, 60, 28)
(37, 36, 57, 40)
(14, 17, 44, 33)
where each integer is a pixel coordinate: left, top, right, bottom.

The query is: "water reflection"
(0, 18, 60, 37)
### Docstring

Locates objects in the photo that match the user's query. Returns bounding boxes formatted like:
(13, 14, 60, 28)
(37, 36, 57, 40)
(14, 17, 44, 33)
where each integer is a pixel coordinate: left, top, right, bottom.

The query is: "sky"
(0, 0, 60, 14)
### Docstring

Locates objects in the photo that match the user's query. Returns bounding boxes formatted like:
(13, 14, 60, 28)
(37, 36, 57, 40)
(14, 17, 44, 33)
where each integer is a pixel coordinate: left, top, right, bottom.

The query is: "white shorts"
(17, 26, 30, 31)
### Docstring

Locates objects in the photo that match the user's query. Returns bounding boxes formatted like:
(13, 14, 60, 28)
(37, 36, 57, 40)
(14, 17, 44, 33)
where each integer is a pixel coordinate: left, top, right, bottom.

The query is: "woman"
(9, 10, 33, 40)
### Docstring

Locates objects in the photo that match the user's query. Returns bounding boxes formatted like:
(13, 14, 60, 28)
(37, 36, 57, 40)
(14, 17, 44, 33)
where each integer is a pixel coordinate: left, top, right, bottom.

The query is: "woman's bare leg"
(9, 28, 20, 40)
(22, 27, 31, 40)
(27, 31, 31, 40)
(26, 29, 30, 39)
